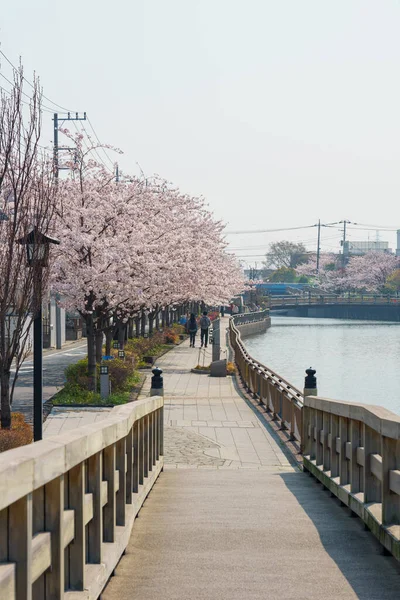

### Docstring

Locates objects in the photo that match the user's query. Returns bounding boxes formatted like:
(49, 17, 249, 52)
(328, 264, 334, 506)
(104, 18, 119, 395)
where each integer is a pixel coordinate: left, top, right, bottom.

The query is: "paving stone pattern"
(139, 318, 293, 470)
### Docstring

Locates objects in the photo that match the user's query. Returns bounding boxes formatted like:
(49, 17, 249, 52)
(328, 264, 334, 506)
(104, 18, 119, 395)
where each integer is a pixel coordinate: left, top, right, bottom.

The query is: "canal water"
(243, 316, 400, 415)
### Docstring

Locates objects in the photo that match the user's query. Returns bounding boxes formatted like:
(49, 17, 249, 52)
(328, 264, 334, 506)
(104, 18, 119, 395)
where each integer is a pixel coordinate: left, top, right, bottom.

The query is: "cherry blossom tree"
(52, 136, 244, 388)
(344, 252, 399, 292)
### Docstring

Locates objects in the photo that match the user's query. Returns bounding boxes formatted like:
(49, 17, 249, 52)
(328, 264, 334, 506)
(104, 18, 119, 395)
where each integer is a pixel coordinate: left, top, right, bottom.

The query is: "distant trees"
(263, 241, 307, 270)
(296, 252, 400, 293)
(268, 267, 297, 283)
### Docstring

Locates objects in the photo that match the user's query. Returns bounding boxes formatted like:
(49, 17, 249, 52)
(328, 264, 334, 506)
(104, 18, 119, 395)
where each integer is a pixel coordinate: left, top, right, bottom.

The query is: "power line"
(86, 116, 115, 169)
(0, 49, 77, 113)
(225, 224, 319, 235)
(71, 119, 113, 173)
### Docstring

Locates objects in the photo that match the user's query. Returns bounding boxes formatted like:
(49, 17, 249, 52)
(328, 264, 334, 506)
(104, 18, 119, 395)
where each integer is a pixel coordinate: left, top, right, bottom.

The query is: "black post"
(33, 302, 43, 441)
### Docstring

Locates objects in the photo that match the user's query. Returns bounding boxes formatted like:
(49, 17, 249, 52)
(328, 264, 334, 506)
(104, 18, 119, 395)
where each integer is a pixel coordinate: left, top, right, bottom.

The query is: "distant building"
(343, 240, 391, 256)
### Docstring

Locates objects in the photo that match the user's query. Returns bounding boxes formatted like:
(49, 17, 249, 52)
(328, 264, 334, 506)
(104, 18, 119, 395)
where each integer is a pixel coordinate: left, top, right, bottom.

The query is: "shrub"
(108, 359, 139, 393)
(164, 329, 179, 344)
(0, 412, 32, 453)
(64, 358, 91, 389)
(171, 323, 185, 334)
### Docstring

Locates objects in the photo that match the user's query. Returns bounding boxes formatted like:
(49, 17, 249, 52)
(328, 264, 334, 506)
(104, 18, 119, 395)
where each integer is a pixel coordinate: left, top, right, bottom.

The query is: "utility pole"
(53, 112, 87, 348)
(339, 220, 352, 268)
(316, 219, 321, 273)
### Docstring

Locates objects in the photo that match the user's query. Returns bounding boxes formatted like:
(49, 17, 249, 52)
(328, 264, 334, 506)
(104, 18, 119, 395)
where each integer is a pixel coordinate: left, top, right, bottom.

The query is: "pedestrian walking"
(187, 313, 198, 347)
(199, 311, 211, 348)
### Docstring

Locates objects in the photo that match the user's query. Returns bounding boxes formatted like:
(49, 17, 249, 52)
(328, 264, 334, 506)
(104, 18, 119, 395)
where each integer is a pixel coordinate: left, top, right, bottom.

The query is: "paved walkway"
(43, 406, 112, 436)
(103, 318, 400, 599)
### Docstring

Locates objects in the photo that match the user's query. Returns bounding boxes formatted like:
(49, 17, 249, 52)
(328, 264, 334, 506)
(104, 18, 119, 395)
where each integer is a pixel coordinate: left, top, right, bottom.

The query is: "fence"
(0, 396, 164, 600)
(303, 396, 400, 559)
(230, 311, 400, 559)
(268, 294, 400, 307)
(229, 313, 303, 445)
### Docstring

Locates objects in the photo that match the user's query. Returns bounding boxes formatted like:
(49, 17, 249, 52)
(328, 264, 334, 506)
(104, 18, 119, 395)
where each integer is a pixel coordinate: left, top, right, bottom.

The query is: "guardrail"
(268, 294, 400, 307)
(229, 313, 303, 445)
(303, 397, 400, 559)
(0, 396, 164, 600)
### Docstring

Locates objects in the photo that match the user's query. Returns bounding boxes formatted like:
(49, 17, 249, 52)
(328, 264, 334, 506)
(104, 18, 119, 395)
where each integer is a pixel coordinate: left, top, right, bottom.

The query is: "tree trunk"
(166, 307, 170, 327)
(161, 309, 166, 328)
(118, 322, 126, 348)
(135, 317, 140, 337)
(105, 329, 114, 356)
(155, 310, 160, 331)
(95, 329, 103, 364)
(149, 313, 154, 336)
(128, 318, 134, 339)
(87, 315, 96, 391)
(140, 310, 146, 337)
(0, 371, 11, 429)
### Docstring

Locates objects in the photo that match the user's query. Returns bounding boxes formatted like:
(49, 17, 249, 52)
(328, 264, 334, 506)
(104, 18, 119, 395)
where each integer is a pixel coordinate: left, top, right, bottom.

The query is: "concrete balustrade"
(230, 311, 400, 561)
(0, 396, 164, 600)
(229, 313, 302, 446)
(303, 396, 400, 559)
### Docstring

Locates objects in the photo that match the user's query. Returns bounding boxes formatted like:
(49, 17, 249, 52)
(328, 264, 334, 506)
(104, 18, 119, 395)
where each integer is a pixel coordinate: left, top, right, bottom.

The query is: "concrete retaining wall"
(235, 317, 271, 338)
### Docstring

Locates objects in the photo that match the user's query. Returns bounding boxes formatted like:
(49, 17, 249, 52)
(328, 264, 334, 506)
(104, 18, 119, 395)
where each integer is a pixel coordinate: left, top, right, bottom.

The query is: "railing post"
(116, 437, 126, 526)
(45, 475, 65, 598)
(363, 423, 381, 503)
(103, 444, 116, 542)
(382, 437, 400, 525)
(339, 417, 349, 485)
(126, 428, 134, 504)
(68, 463, 85, 590)
(350, 420, 362, 494)
(9, 493, 32, 600)
(87, 452, 102, 564)
(133, 420, 139, 493)
(330, 414, 339, 478)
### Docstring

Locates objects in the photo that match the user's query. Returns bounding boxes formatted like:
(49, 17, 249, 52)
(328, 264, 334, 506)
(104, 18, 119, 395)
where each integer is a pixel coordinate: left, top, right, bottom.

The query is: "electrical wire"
(0, 49, 78, 113)
(86, 116, 115, 169)
(225, 224, 319, 235)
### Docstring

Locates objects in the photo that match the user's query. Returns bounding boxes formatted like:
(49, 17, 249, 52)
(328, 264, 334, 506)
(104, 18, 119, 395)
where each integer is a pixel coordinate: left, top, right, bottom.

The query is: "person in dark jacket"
(199, 311, 211, 348)
(187, 313, 198, 347)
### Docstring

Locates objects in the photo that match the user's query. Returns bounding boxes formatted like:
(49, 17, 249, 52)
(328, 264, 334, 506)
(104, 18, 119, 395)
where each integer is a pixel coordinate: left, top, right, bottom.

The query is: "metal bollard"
(150, 367, 164, 397)
(304, 367, 317, 397)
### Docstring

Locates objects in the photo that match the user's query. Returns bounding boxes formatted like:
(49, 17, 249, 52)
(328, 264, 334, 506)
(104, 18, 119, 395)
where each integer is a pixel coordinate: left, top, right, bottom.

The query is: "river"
(243, 316, 400, 415)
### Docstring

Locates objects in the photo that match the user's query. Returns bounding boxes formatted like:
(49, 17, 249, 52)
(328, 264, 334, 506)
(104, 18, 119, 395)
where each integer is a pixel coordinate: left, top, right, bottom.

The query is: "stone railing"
(0, 396, 164, 600)
(303, 396, 400, 560)
(229, 315, 302, 444)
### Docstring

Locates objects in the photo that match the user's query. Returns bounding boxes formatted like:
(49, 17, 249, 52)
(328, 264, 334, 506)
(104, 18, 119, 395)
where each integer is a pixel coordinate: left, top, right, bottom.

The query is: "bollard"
(100, 364, 110, 400)
(302, 367, 317, 457)
(150, 367, 164, 397)
(304, 367, 317, 397)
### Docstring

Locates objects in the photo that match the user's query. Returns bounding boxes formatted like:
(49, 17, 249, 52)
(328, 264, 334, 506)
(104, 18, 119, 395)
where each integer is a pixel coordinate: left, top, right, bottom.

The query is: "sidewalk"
(139, 317, 292, 469)
(103, 318, 400, 600)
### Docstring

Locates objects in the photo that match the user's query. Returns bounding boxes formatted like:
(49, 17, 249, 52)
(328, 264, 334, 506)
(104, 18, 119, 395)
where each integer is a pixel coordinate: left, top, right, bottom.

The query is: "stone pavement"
(43, 406, 112, 437)
(103, 317, 400, 599)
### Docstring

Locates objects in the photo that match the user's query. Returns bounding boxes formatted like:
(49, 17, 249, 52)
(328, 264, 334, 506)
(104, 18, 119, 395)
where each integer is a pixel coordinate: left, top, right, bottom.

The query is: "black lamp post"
(17, 228, 60, 441)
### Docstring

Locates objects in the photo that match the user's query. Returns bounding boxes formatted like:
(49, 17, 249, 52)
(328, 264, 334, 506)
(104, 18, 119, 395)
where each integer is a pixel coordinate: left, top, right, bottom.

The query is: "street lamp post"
(17, 228, 60, 441)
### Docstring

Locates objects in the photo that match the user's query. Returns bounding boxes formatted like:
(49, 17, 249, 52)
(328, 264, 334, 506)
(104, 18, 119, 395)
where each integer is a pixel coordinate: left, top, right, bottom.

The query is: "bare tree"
(0, 64, 56, 429)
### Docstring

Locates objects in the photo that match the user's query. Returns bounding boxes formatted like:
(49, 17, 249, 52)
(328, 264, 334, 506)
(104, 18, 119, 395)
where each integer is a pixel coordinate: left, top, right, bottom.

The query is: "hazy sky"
(2, 1, 400, 265)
